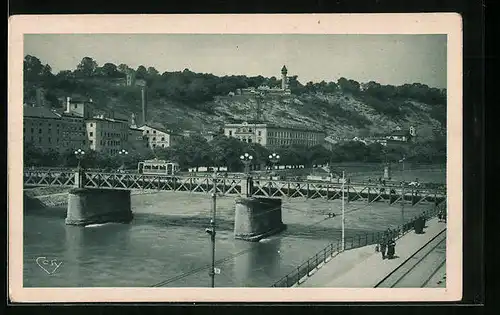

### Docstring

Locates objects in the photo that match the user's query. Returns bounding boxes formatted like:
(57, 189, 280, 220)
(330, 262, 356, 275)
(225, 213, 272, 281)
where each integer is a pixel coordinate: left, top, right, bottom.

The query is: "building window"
(48, 138, 51, 143)
(153, 144, 156, 148)
(161, 137, 165, 141)
(248, 138, 252, 143)
(38, 129, 42, 134)
(146, 130, 149, 133)
(229, 130, 233, 136)
(90, 132, 93, 137)
(31, 128, 33, 133)
(90, 123, 93, 127)
(153, 130, 156, 134)
(83, 140, 86, 145)
(162, 144, 165, 148)
(258, 131, 261, 136)
(153, 137, 156, 141)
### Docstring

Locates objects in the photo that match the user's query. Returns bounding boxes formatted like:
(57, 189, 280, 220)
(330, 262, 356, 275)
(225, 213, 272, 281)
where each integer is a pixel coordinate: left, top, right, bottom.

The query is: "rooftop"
(23, 105, 61, 119)
(224, 121, 324, 133)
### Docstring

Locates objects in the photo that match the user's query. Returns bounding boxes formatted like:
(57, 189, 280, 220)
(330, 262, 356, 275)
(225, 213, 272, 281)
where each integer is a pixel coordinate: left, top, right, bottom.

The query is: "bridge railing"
(271, 201, 446, 287)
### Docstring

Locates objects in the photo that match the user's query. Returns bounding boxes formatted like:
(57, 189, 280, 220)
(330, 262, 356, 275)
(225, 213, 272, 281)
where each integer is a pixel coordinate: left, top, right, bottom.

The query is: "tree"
(147, 67, 159, 77)
(118, 63, 130, 74)
(210, 135, 246, 171)
(24, 55, 44, 82)
(101, 62, 119, 77)
(24, 55, 53, 83)
(170, 135, 213, 169)
(136, 65, 148, 79)
(76, 57, 98, 77)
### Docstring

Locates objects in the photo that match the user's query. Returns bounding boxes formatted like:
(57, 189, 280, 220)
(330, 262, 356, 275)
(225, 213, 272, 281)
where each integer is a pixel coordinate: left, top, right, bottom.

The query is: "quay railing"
(271, 201, 446, 287)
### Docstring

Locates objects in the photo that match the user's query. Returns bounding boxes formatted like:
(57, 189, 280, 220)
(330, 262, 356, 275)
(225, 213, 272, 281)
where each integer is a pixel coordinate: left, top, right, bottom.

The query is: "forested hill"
(23, 55, 446, 141)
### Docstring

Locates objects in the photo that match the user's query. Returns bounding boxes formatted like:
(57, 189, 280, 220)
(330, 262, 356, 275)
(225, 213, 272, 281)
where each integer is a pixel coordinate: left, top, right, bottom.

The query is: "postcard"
(8, 13, 462, 303)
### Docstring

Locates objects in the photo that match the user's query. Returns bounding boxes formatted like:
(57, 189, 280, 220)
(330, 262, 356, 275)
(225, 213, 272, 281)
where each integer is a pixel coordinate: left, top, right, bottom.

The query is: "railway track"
(374, 229, 446, 288)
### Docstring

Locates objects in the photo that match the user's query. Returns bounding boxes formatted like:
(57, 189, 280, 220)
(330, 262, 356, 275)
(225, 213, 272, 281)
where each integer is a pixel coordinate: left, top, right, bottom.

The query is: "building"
(60, 112, 88, 151)
(238, 65, 292, 96)
(128, 127, 149, 153)
(384, 126, 416, 143)
(182, 130, 219, 142)
(85, 115, 130, 155)
(138, 123, 183, 150)
(64, 97, 93, 119)
(23, 105, 66, 153)
(126, 70, 147, 87)
(23, 103, 90, 153)
(223, 121, 325, 148)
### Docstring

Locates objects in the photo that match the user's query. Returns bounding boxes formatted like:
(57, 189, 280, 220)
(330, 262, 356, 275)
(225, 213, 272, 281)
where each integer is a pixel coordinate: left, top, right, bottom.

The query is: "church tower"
(281, 65, 288, 90)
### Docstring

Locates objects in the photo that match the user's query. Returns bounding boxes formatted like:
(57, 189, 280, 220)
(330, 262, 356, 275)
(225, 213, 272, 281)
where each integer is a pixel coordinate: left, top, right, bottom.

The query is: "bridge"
(24, 168, 446, 206)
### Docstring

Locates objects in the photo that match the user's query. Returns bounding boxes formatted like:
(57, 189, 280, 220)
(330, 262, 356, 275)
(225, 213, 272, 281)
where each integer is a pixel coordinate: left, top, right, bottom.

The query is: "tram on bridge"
(137, 159, 180, 175)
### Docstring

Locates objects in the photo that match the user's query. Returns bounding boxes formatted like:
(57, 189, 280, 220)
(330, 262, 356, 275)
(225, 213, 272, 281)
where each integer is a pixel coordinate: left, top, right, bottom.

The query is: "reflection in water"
(232, 238, 281, 287)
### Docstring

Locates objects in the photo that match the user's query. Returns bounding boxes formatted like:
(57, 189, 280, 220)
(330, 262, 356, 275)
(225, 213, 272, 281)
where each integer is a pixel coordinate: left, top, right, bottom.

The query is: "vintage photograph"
(9, 14, 462, 302)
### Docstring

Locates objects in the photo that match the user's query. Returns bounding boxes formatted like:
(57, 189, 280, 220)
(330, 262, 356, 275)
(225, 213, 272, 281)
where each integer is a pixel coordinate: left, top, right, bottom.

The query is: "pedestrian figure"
(386, 228, 392, 241)
(387, 238, 396, 259)
(380, 234, 387, 259)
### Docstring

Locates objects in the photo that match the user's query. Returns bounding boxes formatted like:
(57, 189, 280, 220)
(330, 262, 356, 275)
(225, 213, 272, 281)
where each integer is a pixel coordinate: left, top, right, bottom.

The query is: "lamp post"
(240, 152, 253, 175)
(268, 153, 280, 171)
(74, 148, 85, 170)
(74, 149, 85, 188)
(205, 168, 217, 288)
(341, 170, 346, 251)
(240, 153, 253, 197)
(118, 149, 129, 171)
(399, 155, 406, 227)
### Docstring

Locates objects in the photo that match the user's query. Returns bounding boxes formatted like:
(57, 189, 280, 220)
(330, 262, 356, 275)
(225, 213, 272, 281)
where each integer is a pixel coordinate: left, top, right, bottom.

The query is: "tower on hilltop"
(281, 65, 288, 90)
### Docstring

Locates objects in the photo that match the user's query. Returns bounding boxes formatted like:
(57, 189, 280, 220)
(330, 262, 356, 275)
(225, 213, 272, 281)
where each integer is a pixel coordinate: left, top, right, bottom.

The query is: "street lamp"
(118, 149, 129, 171)
(268, 153, 280, 171)
(74, 149, 85, 169)
(239, 153, 253, 175)
(240, 153, 253, 197)
(399, 155, 406, 227)
(206, 168, 218, 288)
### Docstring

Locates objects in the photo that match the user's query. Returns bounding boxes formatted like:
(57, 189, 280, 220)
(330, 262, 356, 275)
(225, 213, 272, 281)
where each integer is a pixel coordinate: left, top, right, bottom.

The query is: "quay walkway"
(297, 217, 447, 288)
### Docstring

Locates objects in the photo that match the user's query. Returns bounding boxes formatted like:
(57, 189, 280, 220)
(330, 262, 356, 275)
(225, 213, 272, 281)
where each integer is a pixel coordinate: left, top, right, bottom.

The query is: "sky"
(24, 34, 447, 88)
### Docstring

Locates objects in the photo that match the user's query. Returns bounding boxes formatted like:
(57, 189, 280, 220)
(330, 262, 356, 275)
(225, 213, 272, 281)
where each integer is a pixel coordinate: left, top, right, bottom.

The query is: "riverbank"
(23, 187, 169, 209)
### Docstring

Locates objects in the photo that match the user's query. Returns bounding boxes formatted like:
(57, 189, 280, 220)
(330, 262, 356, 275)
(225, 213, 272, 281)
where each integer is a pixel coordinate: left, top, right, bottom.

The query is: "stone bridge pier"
(234, 197, 287, 242)
(65, 170, 133, 226)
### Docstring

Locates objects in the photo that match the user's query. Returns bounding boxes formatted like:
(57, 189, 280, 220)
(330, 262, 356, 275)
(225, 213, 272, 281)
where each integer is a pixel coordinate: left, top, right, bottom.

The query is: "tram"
(137, 159, 180, 175)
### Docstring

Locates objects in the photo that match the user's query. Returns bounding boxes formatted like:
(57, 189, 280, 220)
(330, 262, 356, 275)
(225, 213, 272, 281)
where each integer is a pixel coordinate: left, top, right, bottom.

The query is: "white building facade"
(223, 121, 325, 148)
(138, 124, 183, 149)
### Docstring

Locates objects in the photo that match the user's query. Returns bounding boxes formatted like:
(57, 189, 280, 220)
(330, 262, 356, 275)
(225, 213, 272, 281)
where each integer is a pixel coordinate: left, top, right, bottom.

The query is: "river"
(23, 191, 432, 287)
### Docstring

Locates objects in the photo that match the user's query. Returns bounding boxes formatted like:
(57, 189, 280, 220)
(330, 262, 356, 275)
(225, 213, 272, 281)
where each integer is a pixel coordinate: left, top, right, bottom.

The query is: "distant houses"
(324, 126, 416, 149)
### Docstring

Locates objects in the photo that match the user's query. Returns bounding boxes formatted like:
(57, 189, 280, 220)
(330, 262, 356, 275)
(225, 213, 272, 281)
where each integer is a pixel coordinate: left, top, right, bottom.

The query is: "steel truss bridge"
(23, 169, 446, 206)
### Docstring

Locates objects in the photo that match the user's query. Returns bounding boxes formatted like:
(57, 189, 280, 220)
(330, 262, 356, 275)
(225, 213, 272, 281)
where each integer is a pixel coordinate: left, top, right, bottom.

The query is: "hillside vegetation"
(24, 55, 446, 142)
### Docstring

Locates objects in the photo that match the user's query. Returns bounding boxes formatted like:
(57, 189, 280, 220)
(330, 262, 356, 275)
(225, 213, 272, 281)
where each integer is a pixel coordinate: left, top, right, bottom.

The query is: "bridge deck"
(23, 169, 446, 205)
